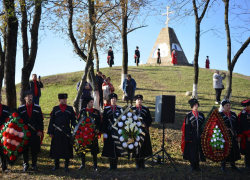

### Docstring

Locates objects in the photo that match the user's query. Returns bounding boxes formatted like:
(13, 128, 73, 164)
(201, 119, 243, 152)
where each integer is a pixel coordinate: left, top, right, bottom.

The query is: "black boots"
(93, 154, 98, 171)
(78, 154, 85, 170)
(108, 158, 118, 170)
(190, 162, 202, 172)
(64, 159, 69, 172)
(230, 162, 241, 171)
(31, 154, 37, 171)
(221, 161, 226, 172)
(221, 161, 241, 172)
(1, 155, 8, 172)
(135, 159, 145, 169)
(190, 163, 195, 172)
(52, 159, 59, 171)
(23, 152, 29, 172)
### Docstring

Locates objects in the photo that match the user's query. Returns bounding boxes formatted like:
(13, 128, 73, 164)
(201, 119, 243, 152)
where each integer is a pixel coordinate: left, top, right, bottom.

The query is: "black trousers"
(215, 88, 222, 102)
(0, 154, 7, 170)
(99, 90, 103, 109)
(23, 150, 37, 167)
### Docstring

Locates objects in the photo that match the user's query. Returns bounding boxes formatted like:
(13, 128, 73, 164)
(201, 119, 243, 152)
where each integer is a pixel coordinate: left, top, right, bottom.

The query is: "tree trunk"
(20, 0, 42, 105)
(89, 62, 100, 110)
(120, 1, 128, 88)
(0, 41, 5, 92)
(94, 39, 99, 72)
(3, 0, 18, 109)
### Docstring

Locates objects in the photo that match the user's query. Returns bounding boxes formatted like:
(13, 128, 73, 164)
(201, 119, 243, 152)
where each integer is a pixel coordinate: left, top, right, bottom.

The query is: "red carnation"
(78, 140, 82, 144)
(5, 118, 10, 122)
(23, 125, 28, 130)
(19, 119, 24, 124)
(86, 118, 90, 123)
(18, 127, 22, 132)
(17, 137, 23, 143)
(0, 125, 4, 130)
(12, 112, 18, 118)
(75, 135, 80, 139)
(86, 141, 90, 145)
(8, 123, 15, 128)
(3, 141, 7, 146)
(18, 146, 23, 153)
(77, 130, 80, 134)
(7, 145, 11, 149)
(80, 126, 85, 131)
(26, 132, 31, 137)
(82, 142, 86, 146)
(2, 131, 7, 137)
(10, 155, 16, 161)
(10, 145, 16, 151)
(24, 140, 28, 145)
(0, 141, 2, 146)
(3, 149, 8, 155)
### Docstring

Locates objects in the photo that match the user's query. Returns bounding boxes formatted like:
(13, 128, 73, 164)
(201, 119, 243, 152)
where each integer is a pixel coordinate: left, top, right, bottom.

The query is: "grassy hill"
(1, 66, 250, 179)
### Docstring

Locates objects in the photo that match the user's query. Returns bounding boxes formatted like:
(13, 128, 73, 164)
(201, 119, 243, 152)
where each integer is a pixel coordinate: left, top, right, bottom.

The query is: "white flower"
(114, 118, 117, 122)
(217, 137, 220, 140)
(118, 122, 124, 127)
(127, 112, 132, 117)
(221, 134, 223, 137)
(215, 125, 218, 128)
(216, 133, 219, 136)
(136, 136, 140, 141)
(116, 113, 119, 116)
(118, 129, 123, 134)
(125, 126, 130, 132)
(133, 116, 138, 120)
(211, 139, 214, 142)
(214, 139, 217, 142)
(221, 145, 224, 148)
(125, 120, 130, 126)
(134, 126, 138, 131)
(222, 139, 225, 142)
(137, 121, 141, 127)
(121, 115, 127, 121)
(128, 144, 134, 149)
(139, 128, 142, 133)
(122, 142, 128, 148)
(120, 109, 123, 113)
(212, 135, 215, 138)
(219, 130, 221, 132)
(214, 145, 216, 147)
(134, 142, 138, 147)
(103, 133, 108, 139)
(214, 130, 217, 133)
(119, 136, 124, 142)
(130, 125, 134, 131)
(128, 118, 133, 124)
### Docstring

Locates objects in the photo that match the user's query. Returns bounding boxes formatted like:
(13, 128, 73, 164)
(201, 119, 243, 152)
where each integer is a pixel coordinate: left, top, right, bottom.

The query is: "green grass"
(1, 65, 250, 179)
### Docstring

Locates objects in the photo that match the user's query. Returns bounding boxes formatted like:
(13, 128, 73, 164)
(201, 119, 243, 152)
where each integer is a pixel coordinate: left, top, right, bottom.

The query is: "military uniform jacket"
(182, 111, 206, 163)
(131, 105, 153, 159)
(238, 109, 250, 157)
(101, 105, 123, 158)
(108, 50, 114, 65)
(47, 105, 76, 159)
(134, 50, 140, 63)
(0, 104, 10, 125)
(219, 111, 241, 162)
(77, 108, 102, 155)
(18, 104, 44, 154)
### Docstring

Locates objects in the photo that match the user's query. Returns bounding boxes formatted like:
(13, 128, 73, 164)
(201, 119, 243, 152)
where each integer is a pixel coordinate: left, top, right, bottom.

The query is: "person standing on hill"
(157, 48, 161, 65)
(134, 46, 140, 66)
(123, 75, 136, 106)
(29, 74, 43, 105)
(47, 93, 76, 172)
(181, 99, 206, 171)
(213, 70, 226, 104)
(0, 92, 10, 172)
(107, 46, 114, 67)
(76, 81, 93, 110)
(95, 71, 104, 110)
(205, 56, 210, 69)
(171, 49, 177, 65)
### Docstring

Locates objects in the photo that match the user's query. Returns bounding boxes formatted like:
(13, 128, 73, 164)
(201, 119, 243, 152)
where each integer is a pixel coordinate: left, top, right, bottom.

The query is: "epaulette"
(105, 106, 111, 109)
(242, 110, 246, 114)
(34, 104, 40, 107)
(18, 104, 25, 108)
(117, 106, 122, 108)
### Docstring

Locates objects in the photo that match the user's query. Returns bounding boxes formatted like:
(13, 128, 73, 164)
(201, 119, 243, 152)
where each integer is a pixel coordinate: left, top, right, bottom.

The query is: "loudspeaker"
(155, 95, 175, 124)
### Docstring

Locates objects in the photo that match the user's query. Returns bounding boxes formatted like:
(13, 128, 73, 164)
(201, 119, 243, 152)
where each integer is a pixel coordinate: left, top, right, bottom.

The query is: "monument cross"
(162, 6, 174, 27)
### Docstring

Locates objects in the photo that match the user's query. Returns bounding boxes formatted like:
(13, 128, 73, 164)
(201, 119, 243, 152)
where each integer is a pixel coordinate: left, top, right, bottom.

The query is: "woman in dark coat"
(219, 100, 241, 171)
(181, 99, 206, 171)
(107, 46, 114, 67)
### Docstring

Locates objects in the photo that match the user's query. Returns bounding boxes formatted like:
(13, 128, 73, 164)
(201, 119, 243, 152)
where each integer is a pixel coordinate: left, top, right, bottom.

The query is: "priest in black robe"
(134, 46, 140, 66)
(181, 99, 206, 171)
(107, 46, 114, 67)
(131, 95, 152, 169)
(47, 93, 76, 172)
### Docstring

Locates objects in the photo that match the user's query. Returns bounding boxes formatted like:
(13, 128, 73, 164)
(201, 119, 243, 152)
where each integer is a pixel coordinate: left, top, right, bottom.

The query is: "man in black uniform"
(157, 48, 161, 65)
(131, 95, 152, 169)
(238, 99, 250, 170)
(18, 90, 44, 171)
(219, 100, 241, 171)
(107, 46, 114, 67)
(0, 92, 10, 172)
(102, 93, 123, 170)
(181, 99, 206, 171)
(77, 96, 102, 171)
(134, 46, 140, 66)
(47, 93, 76, 172)
(95, 71, 104, 110)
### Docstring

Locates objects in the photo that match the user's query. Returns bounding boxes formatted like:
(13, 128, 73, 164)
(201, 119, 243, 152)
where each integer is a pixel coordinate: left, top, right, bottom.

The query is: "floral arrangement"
(201, 107, 232, 162)
(113, 107, 145, 157)
(74, 112, 99, 155)
(0, 108, 31, 165)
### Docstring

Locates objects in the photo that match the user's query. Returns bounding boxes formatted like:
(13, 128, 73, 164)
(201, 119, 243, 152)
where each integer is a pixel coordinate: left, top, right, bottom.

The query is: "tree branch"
(127, 25, 148, 34)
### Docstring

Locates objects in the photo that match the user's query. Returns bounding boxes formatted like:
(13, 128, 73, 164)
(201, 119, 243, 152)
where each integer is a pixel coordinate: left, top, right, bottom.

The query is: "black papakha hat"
(158, 48, 160, 50)
(58, 93, 68, 99)
(136, 46, 139, 48)
(84, 96, 94, 104)
(109, 93, 118, 100)
(221, 100, 230, 107)
(241, 99, 250, 107)
(188, 98, 199, 108)
(23, 90, 33, 98)
(109, 46, 112, 49)
(134, 95, 143, 101)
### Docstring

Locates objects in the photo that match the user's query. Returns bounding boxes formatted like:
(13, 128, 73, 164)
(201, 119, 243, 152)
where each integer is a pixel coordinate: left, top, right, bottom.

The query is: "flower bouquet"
(112, 107, 145, 158)
(0, 108, 31, 165)
(201, 106, 232, 162)
(73, 112, 99, 155)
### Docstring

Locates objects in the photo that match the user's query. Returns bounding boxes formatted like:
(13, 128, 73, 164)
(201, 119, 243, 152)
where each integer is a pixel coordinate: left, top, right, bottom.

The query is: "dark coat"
(77, 108, 102, 155)
(47, 105, 76, 159)
(108, 50, 114, 65)
(134, 50, 140, 63)
(102, 105, 123, 159)
(29, 80, 43, 97)
(95, 75, 104, 94)
(0, 105, 10, 125)
(157, 52, 161, 64)
(219, 111, 241, 162)
(18, 104, 44, 155)
(76, 81, 93, 99)
(183, 111, 206, 163)
(131, 105, 153, 159)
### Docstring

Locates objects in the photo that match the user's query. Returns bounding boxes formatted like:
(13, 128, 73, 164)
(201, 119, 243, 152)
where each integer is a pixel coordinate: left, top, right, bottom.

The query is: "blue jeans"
(33, 96, 40, 105)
